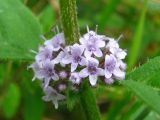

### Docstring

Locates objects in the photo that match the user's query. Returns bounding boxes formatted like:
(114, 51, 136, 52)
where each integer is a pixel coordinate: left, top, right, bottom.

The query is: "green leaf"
(128, 0, 148, 69)
(144, 111, 160, 120)
(123, 80, 160, 115)
(126, 56, 160, 88)
(2, 83, 21, 118)
(0, 0, 42, 60)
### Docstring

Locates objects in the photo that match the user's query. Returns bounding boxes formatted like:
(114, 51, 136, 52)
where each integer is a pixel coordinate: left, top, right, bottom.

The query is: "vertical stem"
(59, 0, 101, 120)
(59, 0, 80, 44)
(80, 82, 101, 120)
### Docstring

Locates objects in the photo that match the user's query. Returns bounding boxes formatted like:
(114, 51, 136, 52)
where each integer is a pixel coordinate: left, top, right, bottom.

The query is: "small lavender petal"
(79, 68, 88, 78)
(81, 30, 106, 57)
(84, 50, 92, 57)
(58, 84, 66, 91)
(113, 68, 125, 80)
(62, 54, 72, 64)
(105, 78, 114, 85)
(79, 57, 87, 66)
(105, 70, 112, 79)
(35, 46, 53, 64)
(89, 75, 97, 86)
(59, 71, 68, 79)
(97, 40, 105, 48)
(45, 33, 65, 51)
(79, 37, 86, 45)
(42, 86, 65, 109)
(116, 49, 127, 59)
(71, 62, 78, 72)
(93, 48, 103, 57)
(70, 72, 81, 84)
(44, 78, 50, 89)
(104, 55, 116, 78)
(97, 68, 104, 76)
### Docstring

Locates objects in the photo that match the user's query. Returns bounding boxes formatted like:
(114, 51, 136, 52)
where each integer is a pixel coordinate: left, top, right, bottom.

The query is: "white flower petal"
(88, 57, 99, 66)
(116, 49, 127, 59)
(79, 57, 87, 66)
(113, 68, 125, 80)
(52, 100, 58, 109)
(89, 75, 97, 86)
(71, 63, 78, 72)
(105, 70, 112, 79)
(97, 68, 104, 76)
(80, 37, 86, 45)
(84, 50, 92, 57)
(94, 48, 103, 57)
(97, 40, 105, 48)
(44, 78, 50, 89)
(79, 68, 89, 78)
(61, 55, 72, 64)
(105, 78, 114, 85)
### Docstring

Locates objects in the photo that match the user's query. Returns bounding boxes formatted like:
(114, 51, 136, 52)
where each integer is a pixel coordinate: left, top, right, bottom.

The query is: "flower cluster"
(29, 26, 127, 109)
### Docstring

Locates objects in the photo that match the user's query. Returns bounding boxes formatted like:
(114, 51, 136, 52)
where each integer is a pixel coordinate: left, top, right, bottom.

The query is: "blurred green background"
(0, 0, 160, 120)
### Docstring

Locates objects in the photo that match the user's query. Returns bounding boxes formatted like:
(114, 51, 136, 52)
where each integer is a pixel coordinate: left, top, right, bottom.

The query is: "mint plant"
(1, 0, 160, 120)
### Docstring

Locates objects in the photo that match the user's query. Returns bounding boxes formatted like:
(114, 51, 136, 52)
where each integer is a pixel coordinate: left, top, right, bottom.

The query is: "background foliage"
(0, 0, 160, 120)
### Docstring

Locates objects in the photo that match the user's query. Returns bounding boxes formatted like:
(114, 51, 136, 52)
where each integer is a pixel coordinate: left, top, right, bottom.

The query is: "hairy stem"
(80, 82, 101, 120)
(59, 0, 101, 120)
(59, 0, 80, 44)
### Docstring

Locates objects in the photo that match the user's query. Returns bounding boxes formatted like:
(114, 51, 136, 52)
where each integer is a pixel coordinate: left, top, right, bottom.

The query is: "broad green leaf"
(0, 0, 42, 60)
(144, 111, 160, 120)
(2, 83, 21, 118)
(128, 0, 148, 69)
(123, 80, 160, 115)
(126, 56, 160, 88)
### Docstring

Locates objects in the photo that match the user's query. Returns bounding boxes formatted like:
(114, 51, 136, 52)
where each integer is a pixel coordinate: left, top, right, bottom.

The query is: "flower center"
(105, 61, 116, 72)
(46, 67, 54, 77)
(88, 65, 97, 75)
(73, 56, 82, 63)
(87, 44, 96, 52)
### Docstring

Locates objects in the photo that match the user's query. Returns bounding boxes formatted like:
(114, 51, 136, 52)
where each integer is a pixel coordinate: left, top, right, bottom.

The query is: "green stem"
(80, 82, 101, 120)
(59, 1, 101, 120)
(59, 0, 80, 44)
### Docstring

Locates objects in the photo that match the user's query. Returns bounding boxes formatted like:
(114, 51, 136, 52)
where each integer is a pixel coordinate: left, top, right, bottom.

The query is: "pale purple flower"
(44, 33, 65, 51)
(28, 62, 43, 81)
(69, 72, 81, 84)
(106, 38, 127, 60)
(35, 46, 53, 65)
(30, 60, 59, 88)
(42, 86, 65, 109)
(79, 57, 104, 86)
(104, 54, 116, 79)
(80, 31, 105, 57)
(105, 78, 114, 85)
(53, 46, 71, 66)
(58, 84, 66, 92)
(63, 44, 86, 72)
(59, 71, 68, 79)
(105, 54, 125, 80)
